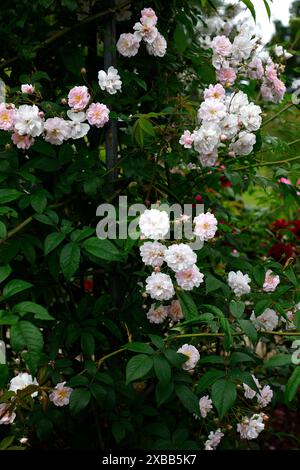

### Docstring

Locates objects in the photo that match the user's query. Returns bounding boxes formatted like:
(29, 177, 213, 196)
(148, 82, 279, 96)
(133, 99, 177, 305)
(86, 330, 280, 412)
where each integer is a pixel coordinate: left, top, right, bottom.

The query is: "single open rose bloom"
(21, 83, 35, 94)
(11, 132, 34, 149)
(193, 212, 218, 241)
(216, 67, 237, 86)
(146, 304, 168, 324)
(140, 7, 157, 27)
(68, 85, 90, 111)
(0, 103, 15, 131)
(145, 272, 174, 301)
(179, 130, 194, 148)
(117, 33, 140, 57)
(168, 300, 184, 322)
(146, 32, 167, 57)
(9, 372, 38, 397)
(49, 382, 73, 407)
(177, 344, 200, 371)
(211, 35, 232, 57)
(0, 403, 16, 425)
(86, 103, 109, 128)
(263, 270, 280, 292)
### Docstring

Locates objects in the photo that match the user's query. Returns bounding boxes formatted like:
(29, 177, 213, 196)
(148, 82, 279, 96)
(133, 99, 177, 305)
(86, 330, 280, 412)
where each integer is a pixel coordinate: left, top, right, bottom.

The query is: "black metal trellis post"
(104, 0, 118, 181)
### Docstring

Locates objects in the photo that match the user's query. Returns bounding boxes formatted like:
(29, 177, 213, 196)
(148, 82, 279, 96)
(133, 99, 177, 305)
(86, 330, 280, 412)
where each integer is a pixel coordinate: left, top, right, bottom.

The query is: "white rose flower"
(193, 212, 218, 241)
(250, 308, 278, 331)
(228, 271, 251, 296)
(140, 241, 166, 267)
(239, 103, 262, 132)
(9, 372, 38, 398)
(177, 344, 200, 370)
(230, 131, 256, 156)
(164, 243, 197, 272)
(145, 272, 174, 300)
(139, 209, 170, 240)
(193, 122, 221, 154)
(98, 66, 122, 95)
(14, 104, 44, 137)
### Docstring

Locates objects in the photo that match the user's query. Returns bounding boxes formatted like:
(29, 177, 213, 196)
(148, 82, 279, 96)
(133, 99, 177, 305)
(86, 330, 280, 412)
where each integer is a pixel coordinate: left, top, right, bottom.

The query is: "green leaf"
(220, 316, 232, 350)
(153, 355, 171, 383)
(263, 0, 271, 19)
(264, 355, 292, 368)
(69, 388, 91, 415)
(0, 310, 18, 325)
(124, 342, 154, 355)
(284, 266, 300, 287)
(205, 275, 224, 294)
(229, 370, 260, 391)
(0, 221, 6, 240)
(174, 25, 188, 53)
(30, 190, 47, 214)
(2, 279, 32, 300)
(212, 378, 237, 419)
(13, 301, 54, 320)
(197, 370, 226, 393)
(229, 300, 245, 319)
(44, 232, 65, 255)
(199, 355, 225, 365)
(83, 238, 122, 262)
(241, 0, 256, 21)
(252, 265, 265, 286)
(285, 367, 300, 402)
(163, 349, 186, 368)
(238, 319, 257, 342)
(0, 436, 15, 450)
(229, 352, 255, 365)
(138, 117, 155, 136)
(149, 334, 165, 350)
(175, 384, 199, 414)
(156, 380, 174, 407)
(0, 189, 22, 204)
(176, 290, 198, 320)
(60, 243, 80, 280)
(81, 332, 95, 357)
(0, 265, 12, 283)
(126, 354, 153, 384)
(10, 320, 43, 352)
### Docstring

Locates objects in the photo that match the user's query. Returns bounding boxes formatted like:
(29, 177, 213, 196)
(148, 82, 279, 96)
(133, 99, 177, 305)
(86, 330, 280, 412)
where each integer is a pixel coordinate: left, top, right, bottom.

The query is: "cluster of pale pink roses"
(210, 30, 288, 103)
(116, 7, 167, 58)
(179, 83, 262, 167)
(0, 80, 110, 150)
(0, 371, 73, 427)
(138, 208, 218, 323)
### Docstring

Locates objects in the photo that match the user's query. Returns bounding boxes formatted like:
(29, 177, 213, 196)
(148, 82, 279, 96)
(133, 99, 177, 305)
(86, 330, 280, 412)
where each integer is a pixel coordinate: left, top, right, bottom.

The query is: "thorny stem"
(261, 102, 295, 127)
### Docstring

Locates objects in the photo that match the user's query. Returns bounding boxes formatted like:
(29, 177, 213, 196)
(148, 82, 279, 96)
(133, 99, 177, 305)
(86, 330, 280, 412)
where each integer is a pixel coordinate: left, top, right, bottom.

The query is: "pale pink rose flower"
(49, 382, 73, 407)
(117, 33, 140, 57)
(86, 103, 109, 128)
(21, 84, 35, 94)
(11, 132, 34, 149)
(278, 177, 292, 185)
(193, 212, 218, 241)
(248, 58, 264, 80)
(216, 67, 237, 86)
(263, 270, 280, 292)
(133, 22, 158, 44)
(211, 35, 232, 57)
(175, 265, 204, 291)
(68, 85, 90, 111)
(0, 103, 15, 131)
(0, 403, 16, 425)
(199, 395, 213, 418)
(140, 7, 157, 27)
(179, 130, 194, 148)
(146, 32, 167, 57)
(168, 300, 184, 322)
(204, 84, 225, 101)
(146, 304, 168, 324)
(44, 117, 70, 145)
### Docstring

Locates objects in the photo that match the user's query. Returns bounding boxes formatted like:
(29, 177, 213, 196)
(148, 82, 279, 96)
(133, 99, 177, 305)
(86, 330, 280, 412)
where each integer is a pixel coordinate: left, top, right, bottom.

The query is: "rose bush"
(0, 0, 300, 450)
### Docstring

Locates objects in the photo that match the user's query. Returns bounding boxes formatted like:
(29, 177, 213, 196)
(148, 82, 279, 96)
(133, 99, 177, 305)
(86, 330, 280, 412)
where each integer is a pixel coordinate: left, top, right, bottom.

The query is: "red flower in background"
(271, 219, 289, 232)
(268, 242, 295, 261)
(291, 220, 300, 238)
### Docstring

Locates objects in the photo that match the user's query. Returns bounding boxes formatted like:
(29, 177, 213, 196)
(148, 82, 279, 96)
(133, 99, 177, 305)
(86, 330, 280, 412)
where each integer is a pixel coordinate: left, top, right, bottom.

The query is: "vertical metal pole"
(104, 0, 118, 181)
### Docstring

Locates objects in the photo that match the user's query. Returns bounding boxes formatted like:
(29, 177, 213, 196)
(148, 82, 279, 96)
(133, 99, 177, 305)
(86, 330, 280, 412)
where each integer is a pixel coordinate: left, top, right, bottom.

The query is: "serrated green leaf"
(44, 232, 65, 256)
(126, 354, 153, 384)
(60, 243, 80, 280)
(212, 378, 237, 418)
(2, 279, 32, 300)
